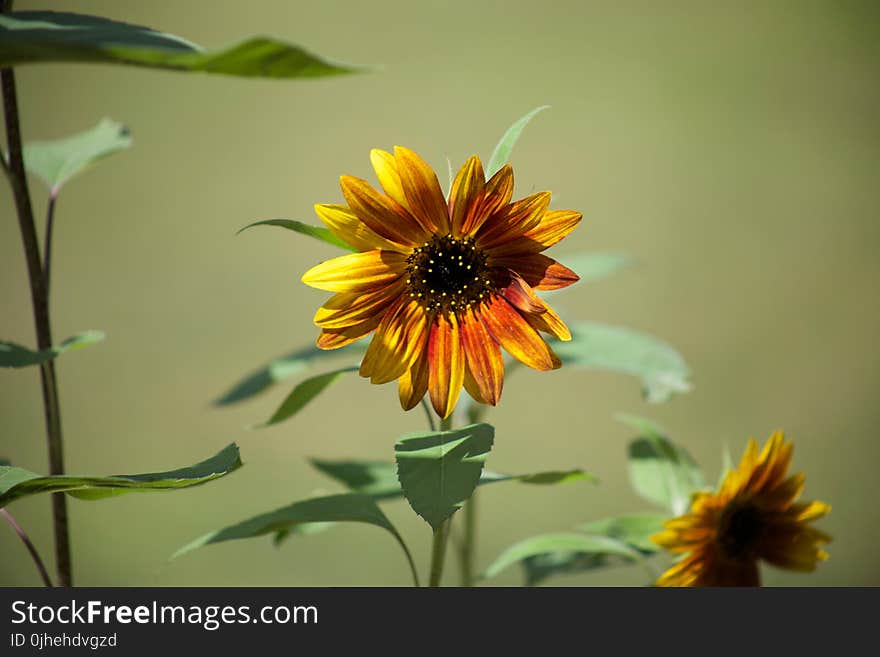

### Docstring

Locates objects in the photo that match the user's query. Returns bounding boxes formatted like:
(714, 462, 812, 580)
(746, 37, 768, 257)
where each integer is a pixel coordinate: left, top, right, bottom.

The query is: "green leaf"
(312, 458, 594, 501)
(0, 12, 359, 79)
(486, 105, 550, 177)
(0, 330, 105, 368)
(258, 367, 357, 427)
(579, 513, 668, 553)
(554, 322, 692, 403)
(172, 493, 419, 586)
(22, 118, 131, 194)
(619, 414, 706, 515)
(237, 219, 353, 251)
(213, 343, 362, 406)
(551, 251, 631, 287)
(0, 444, 241, 506)
(482, 532, 646, 582)
(395, 423, 494, 530)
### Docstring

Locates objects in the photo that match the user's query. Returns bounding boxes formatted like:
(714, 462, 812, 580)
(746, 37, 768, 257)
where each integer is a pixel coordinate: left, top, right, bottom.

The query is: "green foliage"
(311, 457, 594, 501)
(0, 12, 359, 79)
(0, 330, 105, 368)
(482, 532, 646, 582)
(237, 219, 353, 251)
(620, 414, 705, 515)
(554, 322, 692, 403)
(552, 251, 631, 286)
(213, 344, 362, 406)
(395, 424, 494, 530)
(20, 118, 131, 195)
(258, 367, 358, 427)
(579, 513, 668, 553)
(172, 493, 419, 586)
(0, 444, 241, 506)
(486, 105, 550, 176)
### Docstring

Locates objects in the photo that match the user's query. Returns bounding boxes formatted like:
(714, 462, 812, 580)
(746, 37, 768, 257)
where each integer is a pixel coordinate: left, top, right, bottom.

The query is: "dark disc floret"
(718, 503, 764, 559)
(405, 234, 495, 312)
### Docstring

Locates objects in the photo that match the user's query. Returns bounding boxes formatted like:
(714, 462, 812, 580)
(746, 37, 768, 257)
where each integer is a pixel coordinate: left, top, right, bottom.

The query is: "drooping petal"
(493, 253, 580, 290)
(499, 272, 572, 341)
(394, 146, 451, 235)
(340, 175, 428, 246)
(459, 306, 504, 406)
(461, 164, 514, 236)
(302, 250, 406, 293)
(427, 312, 464, 419)
(316, 315, 381, 350)
(476, 192, 552, 250)
(398, 347, 430, 411)
(480, 296, 560, 371)
(360, 298, 429, 384)
(370, 148, 411, 212)
(314, 204, 404, 253)
(313, 279, 405, 329)
(448, 155, 485, 237)
(487, 209, 583, 258)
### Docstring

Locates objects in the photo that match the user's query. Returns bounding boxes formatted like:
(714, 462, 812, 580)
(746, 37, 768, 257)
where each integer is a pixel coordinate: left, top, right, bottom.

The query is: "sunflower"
(652, 431, 831, 586)
(301, 146, 581, 418)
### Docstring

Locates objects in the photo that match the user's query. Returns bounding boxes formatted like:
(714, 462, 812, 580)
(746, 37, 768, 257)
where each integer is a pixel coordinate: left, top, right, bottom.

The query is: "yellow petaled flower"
(652, 431, 831, 586)
(302, 146, 581, 418)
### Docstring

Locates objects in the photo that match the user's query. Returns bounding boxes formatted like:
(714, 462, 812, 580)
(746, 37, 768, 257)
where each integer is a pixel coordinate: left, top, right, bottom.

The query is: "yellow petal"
(313, 279, 405, 329)
(394, 146, 451, 235)
(427, 312, 464, 419)
(460, 306, 504, 406)
(448, 155, 485, 237)
(480, 296, 560, 371)
(340, 175, 427, 246)
(302, 250, 406, 292)
(314, 204, 404, 252)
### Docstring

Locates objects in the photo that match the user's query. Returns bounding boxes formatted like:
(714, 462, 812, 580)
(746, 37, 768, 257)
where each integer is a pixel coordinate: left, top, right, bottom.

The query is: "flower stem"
(1, 508, 54, 587)
(1, 7, 72, 587)
(427, 413, 454, 587)
(458, 492, 478, 586)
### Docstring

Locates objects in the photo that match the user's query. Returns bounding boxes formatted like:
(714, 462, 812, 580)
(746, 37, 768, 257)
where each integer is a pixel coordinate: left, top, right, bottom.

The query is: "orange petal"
(316, 315, 380, 350)
(360, 298, 429, 384)
(460, 306, 504, 405)
(492, 253, 580, 290)
(524, 303, 572, 341)
(488, 209, 582, 258)
(462, 164, 514, 236)
(340, 175, 427, 246)
(476, 192, 551, 250)
(370, 148, 412, 213)
(302, 250, 406, 292)
(427, 312, 464, 419)
(398, 348, 430, 411)
(500, 271, 546, 315)
(394, 146, 451, 235)
(313, 279, 405, 329)
(480, 296, 561, 371)
(314, 204, 404, 253)
(448, 155, 485, 237)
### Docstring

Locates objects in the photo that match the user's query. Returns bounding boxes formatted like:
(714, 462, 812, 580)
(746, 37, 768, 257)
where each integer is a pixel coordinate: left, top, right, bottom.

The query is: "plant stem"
(426, 413, 454, 587)
(1, 508, 54, 587)
(458, 492, 477, 586)
(43, 194, 57, 292)
(1, 30, 72, 586)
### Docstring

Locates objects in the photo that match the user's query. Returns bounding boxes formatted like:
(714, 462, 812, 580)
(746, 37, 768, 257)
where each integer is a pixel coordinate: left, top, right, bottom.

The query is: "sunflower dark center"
(405, 234, 494, 312)
(718, 503, 763, 560)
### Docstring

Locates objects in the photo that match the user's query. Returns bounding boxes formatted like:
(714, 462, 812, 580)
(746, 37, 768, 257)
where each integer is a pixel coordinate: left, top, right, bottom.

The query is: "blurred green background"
(2, 0, 878, 586)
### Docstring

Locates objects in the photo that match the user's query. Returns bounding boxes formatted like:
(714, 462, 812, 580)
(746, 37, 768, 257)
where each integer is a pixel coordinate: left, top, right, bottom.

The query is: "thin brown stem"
(1, 508, 54, 587)
(43, 194, 57, 292)
(1, 21, 72, 586)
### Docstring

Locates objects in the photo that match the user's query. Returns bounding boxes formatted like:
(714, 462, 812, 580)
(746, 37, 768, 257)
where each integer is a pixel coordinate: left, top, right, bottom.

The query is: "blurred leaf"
(0, 458, 10, 467)
(579, 513, 668, 553)
(0, 12, 359, 78)
(0, 444, 241, 506)
(20, 118, 131, 194)
(258, 367, 357, 427)
(554, 322, 692, 403)
(552, 251, 631, 286)
(237, 219, 353, 251)
(482, 532, 646, 582)
(395, 423, 494, 530)
(486, 105, 550, 177)
(311, 457, 594, 501)
(171, 493, 419, 585)
(619, 414, 705, 515)
(0, 330, 105, 368)
(213, 343, 362, 406)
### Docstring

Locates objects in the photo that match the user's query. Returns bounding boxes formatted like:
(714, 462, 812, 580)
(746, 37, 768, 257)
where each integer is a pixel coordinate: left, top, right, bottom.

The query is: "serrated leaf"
(213, 343, 362, 406)
(395, 424, 494, 530)
(312, 458, 594, 501)
(0, 12, 360, 78)
(237, 219, 353, 251)
(0, 444, 241, 506)
(482, 532, 646, 582)
(21, 118, 131, 194)
(579, 513, 668, 553)
(554, 322, 692, 403)
(0, 330, 105, 368)
(486, 105, 550, 177)
(619, 414, 706, 515)
(172, 493, 419, 585)
(258, 367, 357, 427)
